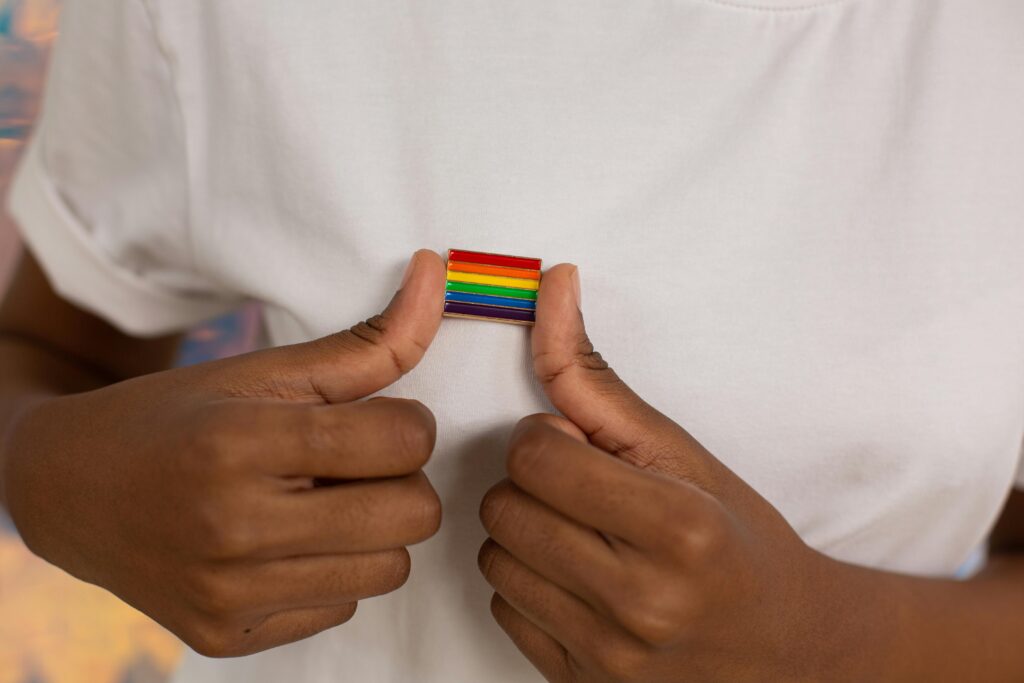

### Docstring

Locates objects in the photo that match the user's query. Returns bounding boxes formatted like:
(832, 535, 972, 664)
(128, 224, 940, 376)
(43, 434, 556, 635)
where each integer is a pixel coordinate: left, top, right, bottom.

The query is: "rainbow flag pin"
(443, 249, 542, 326)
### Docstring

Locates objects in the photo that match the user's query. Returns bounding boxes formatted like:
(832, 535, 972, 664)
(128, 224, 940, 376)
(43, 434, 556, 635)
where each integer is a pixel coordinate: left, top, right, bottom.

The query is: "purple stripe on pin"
(443, 301, 536, 324)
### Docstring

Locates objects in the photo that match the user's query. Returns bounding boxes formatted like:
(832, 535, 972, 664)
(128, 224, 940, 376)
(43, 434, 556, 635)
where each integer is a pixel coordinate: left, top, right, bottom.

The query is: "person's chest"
(159, 0, 1024, 574)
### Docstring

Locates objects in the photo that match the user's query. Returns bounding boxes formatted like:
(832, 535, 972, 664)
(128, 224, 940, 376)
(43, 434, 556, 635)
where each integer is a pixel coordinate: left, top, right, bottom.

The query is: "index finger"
(506, 415, 705, 548)
(212, 397, 436, 480)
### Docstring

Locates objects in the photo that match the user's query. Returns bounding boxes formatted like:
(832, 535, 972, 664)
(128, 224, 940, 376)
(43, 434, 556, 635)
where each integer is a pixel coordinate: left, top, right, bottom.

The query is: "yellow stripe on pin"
(445, 270, 541, 291)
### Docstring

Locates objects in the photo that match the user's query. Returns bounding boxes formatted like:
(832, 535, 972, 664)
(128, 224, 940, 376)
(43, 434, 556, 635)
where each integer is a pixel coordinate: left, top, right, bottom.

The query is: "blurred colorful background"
(0, 2, 260, 681)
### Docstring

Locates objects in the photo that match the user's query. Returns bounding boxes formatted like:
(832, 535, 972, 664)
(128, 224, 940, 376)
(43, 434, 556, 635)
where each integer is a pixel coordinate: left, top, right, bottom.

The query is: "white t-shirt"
(8, 0, 1024, 681)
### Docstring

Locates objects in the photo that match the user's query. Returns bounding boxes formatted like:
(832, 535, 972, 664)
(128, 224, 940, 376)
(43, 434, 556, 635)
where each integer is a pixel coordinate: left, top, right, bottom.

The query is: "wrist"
(0, 393, 56, 517)
(785, 550, 904, 683)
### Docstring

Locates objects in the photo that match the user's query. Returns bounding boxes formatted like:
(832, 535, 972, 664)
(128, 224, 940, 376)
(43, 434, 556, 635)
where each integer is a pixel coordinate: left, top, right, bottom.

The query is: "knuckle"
(590, 561, 632, 616)
(184, 569, 243, 618)
(302, 408, 341, 454)
(216, 520, 258, 558)
(335, 601, 359, 624)
(591, 638, 649, 681)
(186, 415, 221, 458)
(186, 410, 247, 477)
(622, 606, 685, 648)
(197, 512, 258, 560)
(392, 401, 436, 467)
(476, 539, 510, 585)
(629, 598, 690, 647)
(402, 474, 443, 541)
(318, 317, 385, 355)
(185, 632, 228, 659)
(670, 505, 730, 565)
(611, 572, 689, 647)
(349, 314, 388, 346)
(506, 426, 551, 482)
(376, 548, 412, 592)
(313, 315, 413, 378)
(535, 330, 610, 386)
(657, 517, 697, 556)
(419, 486, 444, 539)
(478, 482, 520, 537)
(205, 447, 247, 480)
(190, 498, 226, 552)
(184, 618, 245, 659)
(525, 412, 578, 436)
(346, 316, 412, 376)
(574, 332, 610, 371)
(488, 591, 508, 622)
(686, 522, 729, 565)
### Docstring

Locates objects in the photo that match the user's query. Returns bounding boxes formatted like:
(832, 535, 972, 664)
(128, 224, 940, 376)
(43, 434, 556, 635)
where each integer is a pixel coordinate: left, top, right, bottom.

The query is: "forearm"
(0, 252, 185, 512)
(0, 334, 112, 509)
(828, 548, 1024, 681)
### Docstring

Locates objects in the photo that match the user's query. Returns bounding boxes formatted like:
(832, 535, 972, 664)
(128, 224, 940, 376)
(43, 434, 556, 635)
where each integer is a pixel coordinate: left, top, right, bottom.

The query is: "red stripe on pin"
(447, 249, 542, 271)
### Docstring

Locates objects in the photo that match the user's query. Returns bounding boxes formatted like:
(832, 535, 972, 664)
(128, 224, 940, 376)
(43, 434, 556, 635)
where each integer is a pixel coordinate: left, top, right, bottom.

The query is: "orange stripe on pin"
(447, 261, 541, 281)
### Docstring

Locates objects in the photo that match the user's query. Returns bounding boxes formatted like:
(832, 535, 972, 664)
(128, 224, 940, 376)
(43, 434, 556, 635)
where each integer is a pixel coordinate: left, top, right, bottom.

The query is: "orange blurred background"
(1, 2, 259, 681)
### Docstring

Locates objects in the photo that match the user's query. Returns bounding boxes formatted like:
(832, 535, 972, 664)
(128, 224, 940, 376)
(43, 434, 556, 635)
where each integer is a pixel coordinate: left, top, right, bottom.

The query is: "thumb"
(532, 264, 726, 492)
(220, 249, 447, 403)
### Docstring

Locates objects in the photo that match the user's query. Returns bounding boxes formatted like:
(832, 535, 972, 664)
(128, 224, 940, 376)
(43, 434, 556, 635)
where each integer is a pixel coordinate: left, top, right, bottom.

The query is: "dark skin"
(2, 249, 1024, 678)
(476, 264, 1024, 682)
(1, 248, 448, 656)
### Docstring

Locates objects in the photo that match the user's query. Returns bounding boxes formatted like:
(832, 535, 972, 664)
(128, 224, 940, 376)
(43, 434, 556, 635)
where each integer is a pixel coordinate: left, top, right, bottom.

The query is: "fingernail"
(570, 266, 582, 308)
(400, 252, 419, 289)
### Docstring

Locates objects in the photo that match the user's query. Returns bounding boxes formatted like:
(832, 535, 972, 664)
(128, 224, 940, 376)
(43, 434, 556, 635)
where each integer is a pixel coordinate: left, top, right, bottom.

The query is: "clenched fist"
(479, 264, 884, 683)
(2, 250, 447, 657)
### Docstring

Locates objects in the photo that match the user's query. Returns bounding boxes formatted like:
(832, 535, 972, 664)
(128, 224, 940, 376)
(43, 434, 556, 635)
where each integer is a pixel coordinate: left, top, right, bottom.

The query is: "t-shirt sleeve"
(4, 0, 241, 337)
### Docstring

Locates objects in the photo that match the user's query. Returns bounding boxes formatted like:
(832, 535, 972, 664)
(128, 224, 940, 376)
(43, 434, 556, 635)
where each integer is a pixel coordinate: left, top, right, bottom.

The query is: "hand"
(479, 264, 878, 682)
(2, 250, 446, 657)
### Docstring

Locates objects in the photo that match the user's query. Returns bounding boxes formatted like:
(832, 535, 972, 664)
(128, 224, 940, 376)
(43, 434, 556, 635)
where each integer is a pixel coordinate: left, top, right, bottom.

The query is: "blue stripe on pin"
(444, 290, 537, 311)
